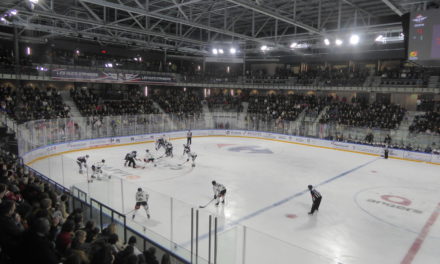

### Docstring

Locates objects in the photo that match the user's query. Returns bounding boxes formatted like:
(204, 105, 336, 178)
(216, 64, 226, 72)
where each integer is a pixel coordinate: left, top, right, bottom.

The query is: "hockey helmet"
(86, 155, 89, 158)
(138, 188, 142, 192)
(102, 159, 105, 163)
(146, 149, 149, 152)
(212, 180, 216, 185)
(308, 185, 313, 190)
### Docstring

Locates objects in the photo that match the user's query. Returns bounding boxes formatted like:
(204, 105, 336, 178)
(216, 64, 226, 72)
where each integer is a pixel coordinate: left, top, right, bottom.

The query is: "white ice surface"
(30, 137, 440, 264)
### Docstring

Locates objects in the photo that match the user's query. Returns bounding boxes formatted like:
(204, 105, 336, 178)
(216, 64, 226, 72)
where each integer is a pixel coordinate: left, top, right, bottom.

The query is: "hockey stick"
(199, 198, 215, 208)
(178, 160, 189, 166)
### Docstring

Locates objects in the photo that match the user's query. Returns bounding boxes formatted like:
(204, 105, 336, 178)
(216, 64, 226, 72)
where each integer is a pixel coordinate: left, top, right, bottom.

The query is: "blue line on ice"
(181, 157, 380, 247)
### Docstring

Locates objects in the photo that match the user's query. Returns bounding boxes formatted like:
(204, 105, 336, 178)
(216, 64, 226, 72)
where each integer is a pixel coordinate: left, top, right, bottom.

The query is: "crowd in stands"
(247, 94, 329, 122)
(152, 88, 202, 118)
(71, 87, 158, 117)
(0, 85, 70, 123)
(416, 99, 440, 112)
(0, 149, 171, 264)
(409, 111, 440, 134)
(319, 99, 406, 129)
(206, 92, 244, 112)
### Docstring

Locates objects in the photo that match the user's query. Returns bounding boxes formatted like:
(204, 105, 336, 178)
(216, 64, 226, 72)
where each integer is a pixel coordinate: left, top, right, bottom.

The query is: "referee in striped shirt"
(308, 185, 322, 215)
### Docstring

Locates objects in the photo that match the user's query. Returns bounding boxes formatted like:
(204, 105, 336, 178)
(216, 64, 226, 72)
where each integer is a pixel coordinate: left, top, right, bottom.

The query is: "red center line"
(401, 202, 440, 264)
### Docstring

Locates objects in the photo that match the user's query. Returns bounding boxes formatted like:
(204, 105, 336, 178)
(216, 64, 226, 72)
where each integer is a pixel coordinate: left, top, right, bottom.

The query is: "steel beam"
(226, 0, 322, 35)
(380, 0, 403, 16)
(80, 0, 274, 44)
(16, 9, 206, 46)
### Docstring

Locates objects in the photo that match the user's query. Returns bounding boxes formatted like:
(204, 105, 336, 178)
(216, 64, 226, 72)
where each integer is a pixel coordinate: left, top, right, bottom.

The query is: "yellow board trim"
(25, 135, 440, 166)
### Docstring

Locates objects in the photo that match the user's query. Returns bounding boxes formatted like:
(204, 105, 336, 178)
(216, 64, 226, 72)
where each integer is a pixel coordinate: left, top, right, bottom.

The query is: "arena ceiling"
(0, 0, 436, 56)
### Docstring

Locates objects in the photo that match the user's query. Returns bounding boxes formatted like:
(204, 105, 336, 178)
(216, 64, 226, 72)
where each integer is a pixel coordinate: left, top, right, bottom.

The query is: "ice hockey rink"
(28, 136, 440, 264)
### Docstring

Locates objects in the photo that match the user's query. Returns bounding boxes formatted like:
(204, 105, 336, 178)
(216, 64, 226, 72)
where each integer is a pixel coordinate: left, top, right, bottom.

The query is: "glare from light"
(226, 66, 230, 73)
(197, 65, 201, 71)
(335, 39, 343, 46)
(30, 0, 39, 3)
(26, 47, 31, 55)
(218, 49, 224, 54)
(75, 49, 80, 55)
(9, 10, 17, 16)
(349, 34, 360, 45)
(324, 39, 330, 46)
(144, 86, 148, 97)
(375, 35, 384, 42)
(212, 48, 218, 55)
(229, 47, 236, 54)
(290, 42, 298, 49)
(260, 45, 268, 51)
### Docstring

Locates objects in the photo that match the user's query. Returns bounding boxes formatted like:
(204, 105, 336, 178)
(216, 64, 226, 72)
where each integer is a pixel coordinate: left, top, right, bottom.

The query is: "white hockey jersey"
(135, 191, 149, 202)
(213, 183, 226, 195)
(94, 161, 105, 169)
(187, 152, 197, 161)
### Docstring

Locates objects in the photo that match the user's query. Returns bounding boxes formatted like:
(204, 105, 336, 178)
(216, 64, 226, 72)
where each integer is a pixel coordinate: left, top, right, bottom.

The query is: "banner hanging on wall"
(50, 68, 175, 84)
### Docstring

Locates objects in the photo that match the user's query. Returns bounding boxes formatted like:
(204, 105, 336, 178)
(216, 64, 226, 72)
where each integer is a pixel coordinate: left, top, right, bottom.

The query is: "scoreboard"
(407, 9, 440, 66)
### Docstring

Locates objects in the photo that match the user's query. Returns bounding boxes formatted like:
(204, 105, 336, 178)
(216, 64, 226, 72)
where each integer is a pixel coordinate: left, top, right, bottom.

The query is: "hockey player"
(77, 155, 89, 174)
(91, 159, 109, 181)
(143, 149, 156, 167)
(183, 144, 191, 155)
(124, 152, 130, 167)
(165, 142, 173, 157)
(155, 134, 167, 150)
(212, 180, 226, 206)
(186, 151, 197, 167)
(308, 185, 322, 215)
(132, 187, 150, 220)
(126, 151, 138, 168)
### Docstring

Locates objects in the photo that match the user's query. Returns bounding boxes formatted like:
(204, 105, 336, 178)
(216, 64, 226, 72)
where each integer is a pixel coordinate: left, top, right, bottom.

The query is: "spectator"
(20, 217, 59, 264)
(0, 200, 24, 259)
(56, 219, 75, 255)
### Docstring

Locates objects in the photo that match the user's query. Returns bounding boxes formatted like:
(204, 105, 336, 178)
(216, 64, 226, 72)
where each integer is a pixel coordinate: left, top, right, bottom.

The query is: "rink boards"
(22, 129, 440, 166)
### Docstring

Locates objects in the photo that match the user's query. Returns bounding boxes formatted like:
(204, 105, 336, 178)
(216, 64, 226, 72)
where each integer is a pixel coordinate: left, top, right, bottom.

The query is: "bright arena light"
(212, 48, 218, 55)
(335, 39, 343, 46)
(218, 49, 224, 54)
(349, 34, 360, 45)
(229, 47, 236, 54)
(260, 45, 268, 51)
(290, 42, 298, 49)
(30, 0, 39, 3)
(375, 35, 384, 42)
(324, 38, 330, 46)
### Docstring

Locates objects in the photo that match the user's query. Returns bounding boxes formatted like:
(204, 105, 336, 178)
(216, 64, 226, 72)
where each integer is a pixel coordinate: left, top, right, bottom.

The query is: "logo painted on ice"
(228, 145, 273, 154)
